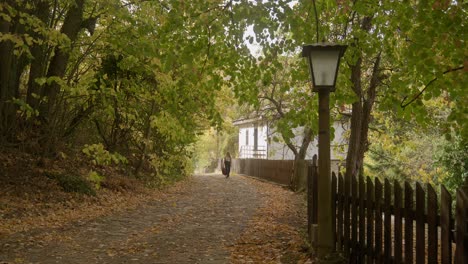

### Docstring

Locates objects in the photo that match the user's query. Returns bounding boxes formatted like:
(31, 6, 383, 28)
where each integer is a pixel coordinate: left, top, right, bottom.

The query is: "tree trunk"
(0, 17, 15, 137)
(37, 0, 86, 152)
(298, 126, 313, 159)
(26, 0, 51, 110)
(0, 1, 28, 140)
(291, 126, 313, 191)
(358, 53, 381, 171)
(40, 0, 86, 121)
(134, 100, 156, 177)
(344, 17, 380, 183)
(345, 56, 363, 181)
(345, 53, 381, 182)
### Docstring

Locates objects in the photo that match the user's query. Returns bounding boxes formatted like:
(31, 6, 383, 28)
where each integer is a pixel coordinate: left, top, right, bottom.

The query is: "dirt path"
(0, 174, 308, 264)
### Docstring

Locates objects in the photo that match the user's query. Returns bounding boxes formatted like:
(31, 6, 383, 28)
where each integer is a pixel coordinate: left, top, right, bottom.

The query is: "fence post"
(404, 182, 414, 264)
(331, 172, 337, 251)
(455, 187, 468, 263)
(440, 186, 452, 264)
(427, 183, 438, 264)
(374, 178, 383, 263)
(308, 155, 318, 245)
(384, 179, 392, 264)
(415, 182, 425, 264)
(366, 177, 374, 264)
(344, 171, 351, 256)
(394, 181, 403, 264)
(358, 176, 366, 262)
(337, 173, 344, 251)
(351, 174, 358, 259)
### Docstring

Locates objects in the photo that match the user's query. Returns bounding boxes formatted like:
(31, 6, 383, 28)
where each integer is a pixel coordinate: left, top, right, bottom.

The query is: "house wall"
(235, 118, 349, 162)
(268, 120, 349, 160)
(237, 122, 268, 159)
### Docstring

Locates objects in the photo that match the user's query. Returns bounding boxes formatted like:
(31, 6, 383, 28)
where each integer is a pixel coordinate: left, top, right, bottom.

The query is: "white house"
(233, 116, 349, 161)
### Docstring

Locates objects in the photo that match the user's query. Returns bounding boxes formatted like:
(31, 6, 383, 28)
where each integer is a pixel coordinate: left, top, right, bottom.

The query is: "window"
(254, 127, 258, 150)
(245, 129, 249, 146)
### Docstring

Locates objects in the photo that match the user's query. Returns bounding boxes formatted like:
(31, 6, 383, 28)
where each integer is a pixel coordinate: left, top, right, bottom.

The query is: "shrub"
(82, 143, 128, 166)
(88, 170, 104, 190)
(45, 172, 96, 196)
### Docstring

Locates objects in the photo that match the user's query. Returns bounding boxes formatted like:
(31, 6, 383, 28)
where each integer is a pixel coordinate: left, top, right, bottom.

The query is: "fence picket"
(416, 183, 425, 264)
(312, 160, 318, 226)
(375, 178, 383, 264)
(427, 184, 438, 264)
(384, 179, 392, 264)
(307, 163, 314, 243)
(332, 172, 337, 251)
(405, 182, 414, 264)
(233, 158, 466, 264)
(455, 188, 468, 264)
(359, 175, 366, 262)
(351, 174, 358, 259)
(440, 186, 452, 264)
(394, 181, 403, 264)
(344, 172, 351, 255)
(367, 177, 375, 264)
(337, 173, 344, 251)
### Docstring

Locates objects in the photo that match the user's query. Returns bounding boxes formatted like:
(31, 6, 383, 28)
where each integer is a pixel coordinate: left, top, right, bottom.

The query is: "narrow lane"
(1, 174, 260, 264)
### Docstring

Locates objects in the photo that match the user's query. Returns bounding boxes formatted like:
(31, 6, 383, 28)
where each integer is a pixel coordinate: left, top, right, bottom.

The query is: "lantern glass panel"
(309, 49, 341, 87)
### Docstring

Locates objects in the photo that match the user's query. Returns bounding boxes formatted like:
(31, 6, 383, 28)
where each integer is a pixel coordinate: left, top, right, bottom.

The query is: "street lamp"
(302, 42, 347, 258)
(302, 43, 347, 92)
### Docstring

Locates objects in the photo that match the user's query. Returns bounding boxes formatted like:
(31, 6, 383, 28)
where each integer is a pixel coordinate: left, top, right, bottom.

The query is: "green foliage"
(381, 1, 467, 139)
(0, 0, 258, 185)
(0, 0, 465, 189)
(364, 107, 466, 193)
(192, 125, 238, 173)
(192, 129, 221, 173)
(436, 136, 468, 191)
(145, 152, 193, 188)
(82, 144, 127, 166)
(11, 98, 38, 119)
(87, 170, 105, 190)
(234, 0, 466, 186)
(239, 55, 318, 159)
(45, 172, 96, 196)
(192, 84, 241, 172)
(221, 130, 239, 158)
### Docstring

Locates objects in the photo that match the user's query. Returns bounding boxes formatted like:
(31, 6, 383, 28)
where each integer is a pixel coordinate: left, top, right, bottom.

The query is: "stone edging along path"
(0, 174, 310, 264)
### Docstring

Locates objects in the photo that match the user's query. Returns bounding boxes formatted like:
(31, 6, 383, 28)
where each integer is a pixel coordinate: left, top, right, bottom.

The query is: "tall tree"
(250, 56, 317, 188)
(0, 0, 257, 181)
(237, 0, 466, 183)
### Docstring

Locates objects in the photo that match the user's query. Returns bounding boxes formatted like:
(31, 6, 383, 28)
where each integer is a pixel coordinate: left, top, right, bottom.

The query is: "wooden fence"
(231, 158, 294, 186)
(308, 158, 468, 264)
(230, 158, 342, 190)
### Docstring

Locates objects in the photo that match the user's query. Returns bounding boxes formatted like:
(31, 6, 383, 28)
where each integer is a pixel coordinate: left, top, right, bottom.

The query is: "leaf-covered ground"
(1, 162, 311, 263)
(228, 177, 311, 263)
(0, 150, 155, 238)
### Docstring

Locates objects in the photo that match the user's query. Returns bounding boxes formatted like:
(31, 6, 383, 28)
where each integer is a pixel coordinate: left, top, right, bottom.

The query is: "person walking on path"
(223, 152, 232, 178)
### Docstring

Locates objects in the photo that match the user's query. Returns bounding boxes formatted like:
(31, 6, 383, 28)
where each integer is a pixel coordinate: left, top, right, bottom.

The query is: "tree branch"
(343, 10, 356, 39)
(199, 25, 212, 79)
(400, 66, 464, 109)
(258, 93, 298, 156)
(342, 0, 358, 39)
(312, 0, 319, 42)
(367, 52, 382, 102)
(258, 95, 284, 118)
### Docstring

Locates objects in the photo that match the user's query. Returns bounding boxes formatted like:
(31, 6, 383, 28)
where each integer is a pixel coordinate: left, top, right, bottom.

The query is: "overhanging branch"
(400, 66, 464, 109)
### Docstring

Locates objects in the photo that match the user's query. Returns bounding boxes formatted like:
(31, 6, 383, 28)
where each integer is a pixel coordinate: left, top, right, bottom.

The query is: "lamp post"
(302, 43, 347, 258)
